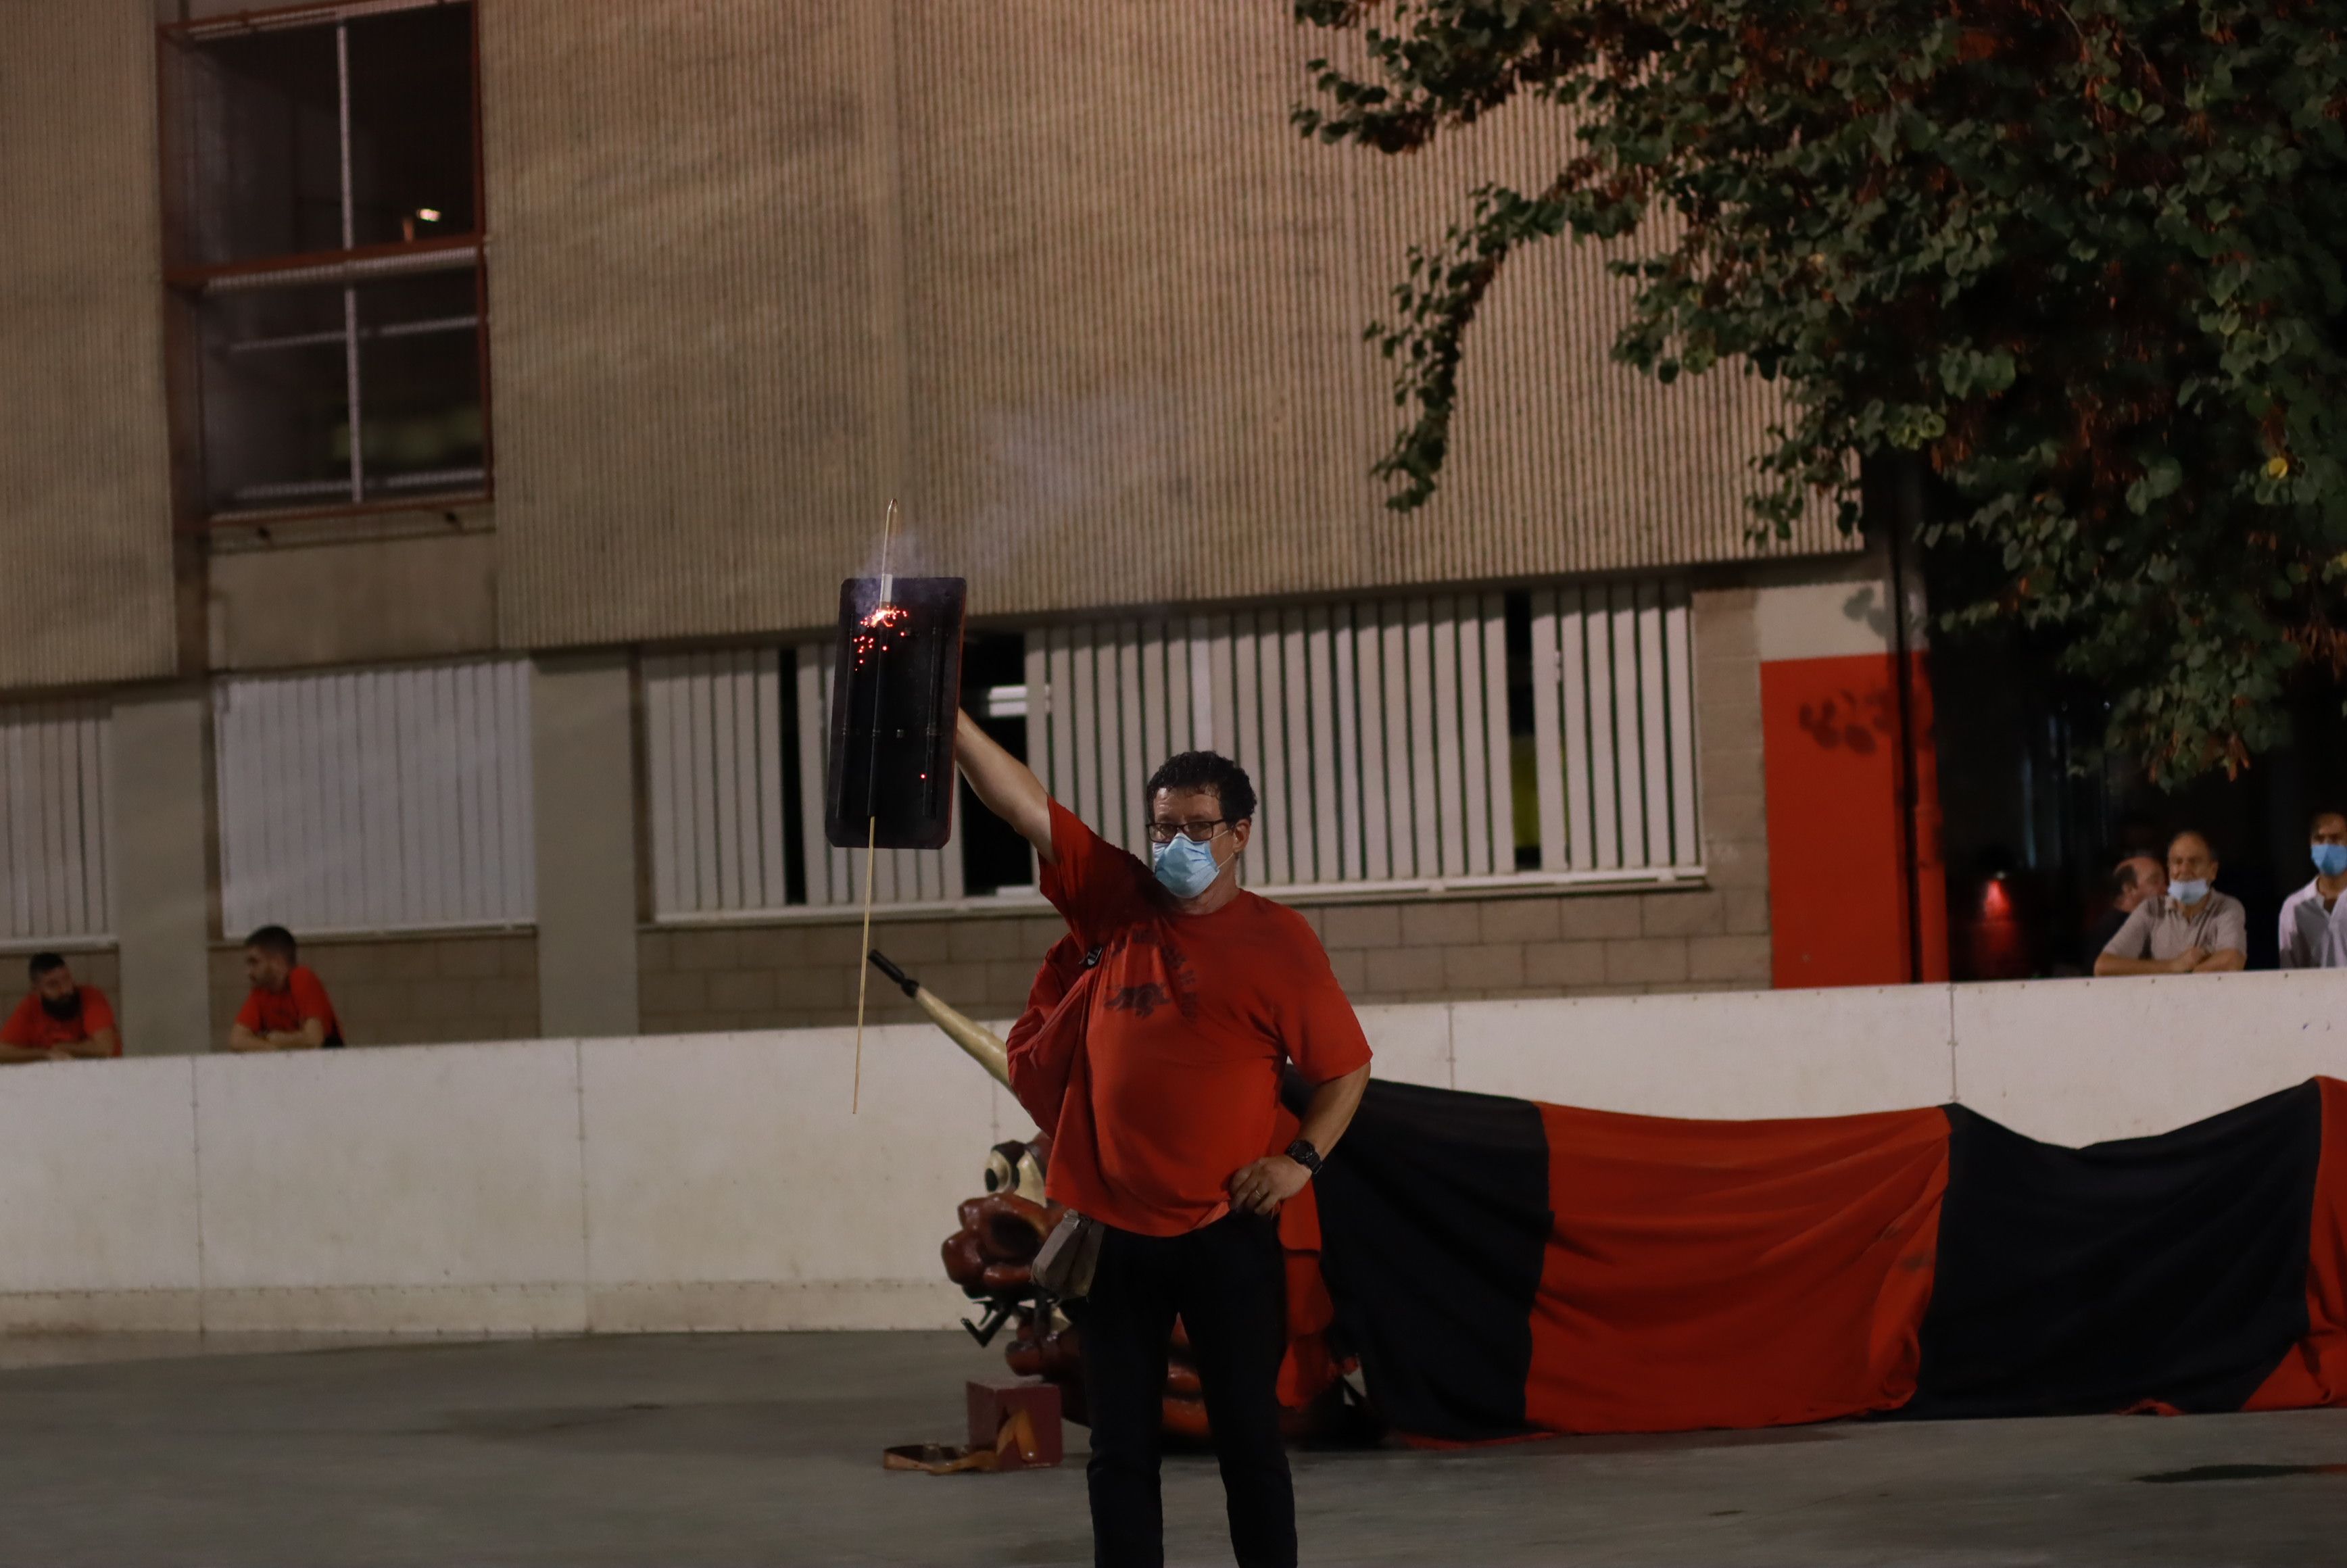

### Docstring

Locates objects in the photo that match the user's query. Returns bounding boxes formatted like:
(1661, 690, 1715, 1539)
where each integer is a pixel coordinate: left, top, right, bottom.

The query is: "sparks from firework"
(850, 602, 911, 668)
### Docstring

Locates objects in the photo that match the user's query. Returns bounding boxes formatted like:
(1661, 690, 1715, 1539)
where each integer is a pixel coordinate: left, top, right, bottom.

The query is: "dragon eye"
(983, 1149, 1017, 1194)
(1016, 1153, 1048, 1203)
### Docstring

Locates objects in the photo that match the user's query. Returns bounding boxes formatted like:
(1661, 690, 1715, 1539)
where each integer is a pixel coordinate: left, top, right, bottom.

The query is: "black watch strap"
(1285, 1138, 1324, 1177)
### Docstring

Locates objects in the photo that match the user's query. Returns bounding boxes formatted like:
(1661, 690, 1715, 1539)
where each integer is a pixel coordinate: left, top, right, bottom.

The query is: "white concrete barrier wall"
(194, 1040, 589, 1333)
(1952, 971, 2347, 1146)
(1446, 986, 1957, 1120)
(577, 1027, 1006, 1333)
(0, 1058, 202, 1331)
(1, 971, 2343, 1334)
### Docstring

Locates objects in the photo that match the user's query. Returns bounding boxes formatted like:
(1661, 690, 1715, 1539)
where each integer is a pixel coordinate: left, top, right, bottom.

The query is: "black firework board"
(825, 576, 966, 851)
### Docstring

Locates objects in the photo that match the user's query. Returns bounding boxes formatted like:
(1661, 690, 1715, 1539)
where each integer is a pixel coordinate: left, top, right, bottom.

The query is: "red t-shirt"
(236, 966, 343, 1045)
(1, 985, 118, 1053)
(1040, 801, 1372, 1237)
(1006, 933, 1086, 1066)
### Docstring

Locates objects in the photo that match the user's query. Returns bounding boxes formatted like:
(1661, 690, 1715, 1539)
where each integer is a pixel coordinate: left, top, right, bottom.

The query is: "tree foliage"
(1293, 0, 2347, 782)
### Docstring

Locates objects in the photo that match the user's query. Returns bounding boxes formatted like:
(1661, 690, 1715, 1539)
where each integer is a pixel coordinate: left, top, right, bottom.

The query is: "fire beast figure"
(874, 946, 1372, 1446)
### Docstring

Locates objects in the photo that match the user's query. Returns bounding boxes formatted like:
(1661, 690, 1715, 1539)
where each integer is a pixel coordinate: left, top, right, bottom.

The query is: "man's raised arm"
(954, 710, 1054, 863)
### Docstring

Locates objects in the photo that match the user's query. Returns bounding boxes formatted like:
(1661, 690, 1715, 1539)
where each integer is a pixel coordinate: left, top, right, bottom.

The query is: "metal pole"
(337, 22, 363, 505)
(1891, 460, 1926, 983)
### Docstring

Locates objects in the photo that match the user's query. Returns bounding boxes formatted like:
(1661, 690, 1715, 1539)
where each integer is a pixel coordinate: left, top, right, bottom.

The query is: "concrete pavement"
(0, 1331, 2339, 1565)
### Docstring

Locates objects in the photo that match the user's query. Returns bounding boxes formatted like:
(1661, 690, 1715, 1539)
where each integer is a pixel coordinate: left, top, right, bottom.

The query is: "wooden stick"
(851, 499, 900, 1114)
(853, 813, 876, 1114)
(908, 985, 1012, 1089)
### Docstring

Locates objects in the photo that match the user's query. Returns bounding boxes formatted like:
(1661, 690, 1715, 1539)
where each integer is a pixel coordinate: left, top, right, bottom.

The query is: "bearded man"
(0, 953, 120, 1062)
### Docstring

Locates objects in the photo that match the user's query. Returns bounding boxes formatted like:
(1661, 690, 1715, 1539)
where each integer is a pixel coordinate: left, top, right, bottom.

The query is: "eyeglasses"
(1145, 818, 1230, 846)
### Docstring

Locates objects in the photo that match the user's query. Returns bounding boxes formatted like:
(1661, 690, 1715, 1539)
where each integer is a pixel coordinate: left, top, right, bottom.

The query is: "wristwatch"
(1285, 1138, 1324, 1177)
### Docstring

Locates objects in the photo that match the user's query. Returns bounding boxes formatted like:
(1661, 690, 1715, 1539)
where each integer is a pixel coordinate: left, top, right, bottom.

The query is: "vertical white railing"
(1025, 621, 1217, 860)
(214, 659, 534, 935)
(1528, 581, 1701, 873)
(0, 702, 112, 944)
(645, 645, 964, 918)
(1023, 596, 1533, 891)
(644, 648, 792, 916)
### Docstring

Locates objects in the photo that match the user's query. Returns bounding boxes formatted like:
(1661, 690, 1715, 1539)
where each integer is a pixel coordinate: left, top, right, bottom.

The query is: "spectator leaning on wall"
(2083, 851, 2167, 966)
(2278, 809, 2347, 968)
(2094, 830, 2249, 977)
(0, 954, 120, 1062)
(226, 926, 345, 1052)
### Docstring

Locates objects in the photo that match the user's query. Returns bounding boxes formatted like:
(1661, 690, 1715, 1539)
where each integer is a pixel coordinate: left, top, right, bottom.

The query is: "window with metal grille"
(642, 581, 1703, 922)
(213, 659, 533, 936)
(1526, 581, 1702, 875)
(160, 0, 486, 520)
(642, 648, 970, 921)
(1029, 587, 1699, 892)
(0, 704, 112, 946)
(642, 649, 805, 918)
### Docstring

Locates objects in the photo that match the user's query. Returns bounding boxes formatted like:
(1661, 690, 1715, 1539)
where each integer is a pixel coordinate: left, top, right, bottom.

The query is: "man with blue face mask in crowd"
(2278, 810, 2347, 967)
(952, 712, 1372, 1568)
(2094, 829, 2249, 976)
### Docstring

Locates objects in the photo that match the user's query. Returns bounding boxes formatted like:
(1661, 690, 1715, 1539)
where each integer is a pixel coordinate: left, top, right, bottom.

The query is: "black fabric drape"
(1905, 1082, 2322, 1418)
(1306, 1079, 1551, 1443)
(1289, 1073, 2328, 1438)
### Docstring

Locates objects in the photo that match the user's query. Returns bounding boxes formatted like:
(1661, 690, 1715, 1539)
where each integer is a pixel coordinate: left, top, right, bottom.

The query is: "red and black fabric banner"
(1287, 1075, 2347, 1441)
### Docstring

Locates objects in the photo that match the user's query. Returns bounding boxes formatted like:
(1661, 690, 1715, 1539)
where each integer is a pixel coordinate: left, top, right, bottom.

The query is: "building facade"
(0, 0, 1937, 1052)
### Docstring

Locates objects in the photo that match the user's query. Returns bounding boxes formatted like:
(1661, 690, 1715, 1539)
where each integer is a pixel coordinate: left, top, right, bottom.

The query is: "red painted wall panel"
(1761, 652, 1947, 988)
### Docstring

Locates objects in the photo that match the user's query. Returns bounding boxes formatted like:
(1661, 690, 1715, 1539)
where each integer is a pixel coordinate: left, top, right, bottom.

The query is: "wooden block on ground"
(967, 1379, 1063, 1470)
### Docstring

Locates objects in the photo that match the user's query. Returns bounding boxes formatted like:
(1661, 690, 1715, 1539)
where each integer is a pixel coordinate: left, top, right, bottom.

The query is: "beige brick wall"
(1689, 585, 1773, 984)
(205, 933, 539, 1050)
(23, 948, 120, 994)
(635, 586, 1773, 1033)
(639, 914, 1073, 1035)
(639, 882, 1770, 1037)
(1308, 884, 1767, 1003)
(481, 2, 1848, 656)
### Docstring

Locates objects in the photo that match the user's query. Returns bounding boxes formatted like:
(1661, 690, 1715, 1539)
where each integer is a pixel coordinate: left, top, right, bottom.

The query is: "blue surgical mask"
(1151, 834, 1225, 900)
(2314, 843, 2347, 879)
(2169, 877, 2210, 906)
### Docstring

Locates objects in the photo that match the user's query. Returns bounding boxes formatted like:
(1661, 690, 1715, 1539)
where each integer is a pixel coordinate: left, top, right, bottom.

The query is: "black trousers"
(1081, 1212, 1295, 1568)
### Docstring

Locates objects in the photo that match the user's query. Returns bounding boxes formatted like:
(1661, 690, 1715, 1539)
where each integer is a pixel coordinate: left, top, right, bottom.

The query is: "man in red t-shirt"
(957, 712, 1370, 1568)
(0, 954, 120, 1062)
(226, 925, 345, 1052)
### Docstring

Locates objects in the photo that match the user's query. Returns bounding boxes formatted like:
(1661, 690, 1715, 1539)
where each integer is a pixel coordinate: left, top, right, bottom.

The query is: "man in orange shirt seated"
(0, 953, 120, 1062)
(226, 925, 345, 1052)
